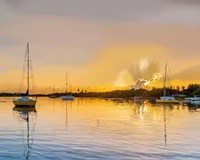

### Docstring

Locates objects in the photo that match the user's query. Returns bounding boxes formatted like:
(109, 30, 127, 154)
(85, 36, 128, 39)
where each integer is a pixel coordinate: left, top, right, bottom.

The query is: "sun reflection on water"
(0, 97, 200, 159)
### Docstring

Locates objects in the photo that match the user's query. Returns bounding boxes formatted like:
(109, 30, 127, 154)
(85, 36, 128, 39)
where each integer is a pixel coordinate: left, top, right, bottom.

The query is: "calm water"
(0, 97, 200, 160)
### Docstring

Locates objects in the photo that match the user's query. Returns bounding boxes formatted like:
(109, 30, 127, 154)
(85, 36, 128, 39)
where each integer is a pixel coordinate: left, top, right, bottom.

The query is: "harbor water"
(0, 97, 200, 160)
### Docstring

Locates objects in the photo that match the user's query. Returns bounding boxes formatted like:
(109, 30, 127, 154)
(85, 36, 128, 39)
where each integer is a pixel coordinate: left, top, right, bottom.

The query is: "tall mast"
(53, 85, 55, 94)
(163, 61, 167, 97)
(27, 43, 30, 97)
(65, 72, 68, 94)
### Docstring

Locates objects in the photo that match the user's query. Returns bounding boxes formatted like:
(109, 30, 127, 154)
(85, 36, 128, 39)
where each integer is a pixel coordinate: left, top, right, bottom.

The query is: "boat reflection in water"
(162, 104, 172, 146)
(13, 106, 37, 160)
(63, 100, 69, 131)
(62, 99, 73, 131)
(188, 103, 200, 112)
(134, 102, 171, 146)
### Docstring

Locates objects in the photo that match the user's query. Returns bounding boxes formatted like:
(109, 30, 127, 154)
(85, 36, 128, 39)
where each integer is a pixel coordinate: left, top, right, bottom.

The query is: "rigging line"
(18, 47, 27, 93)
(29, 51, 36, 93)
(30, 60, 36, 93)
(168, 62, 172, 78)
(167, 63, 173, 87)
(162, 62, 166, 89)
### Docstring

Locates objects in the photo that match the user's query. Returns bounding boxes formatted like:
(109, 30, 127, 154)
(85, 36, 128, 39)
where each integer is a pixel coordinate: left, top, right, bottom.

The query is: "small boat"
(61, 95, 74, 100)
(182, 97, 193, 105)
(13, 97, 36, 107)
(49, 95, 57, 98)
(182, 96, 200, 105)
(13, 43, 37, 107)
(49, 85, 57, 98)
(61, 73, 74, 101)
(156, 62, 179, 104)
(191, 95, 200, 101)
(156, 96, 179, 104)
(191, 95, 200, 105)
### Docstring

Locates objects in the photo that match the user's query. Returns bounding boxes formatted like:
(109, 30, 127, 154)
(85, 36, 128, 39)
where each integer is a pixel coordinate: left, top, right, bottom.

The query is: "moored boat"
(49, 86, 58, 98)
(61, 95, 74, 100)
(191, 95, 200, 105)
(13, 97, 36, 107)
(182, 97, 193, 105)
(61, 73, 74, 101)
(13, 43, 37, 107)
(156, 62, 180, 104)
(156, 96, 179, 104)
(191, 95, 200, 101)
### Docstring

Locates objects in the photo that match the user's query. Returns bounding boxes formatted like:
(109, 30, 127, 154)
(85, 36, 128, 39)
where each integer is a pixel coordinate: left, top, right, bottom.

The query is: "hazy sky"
(0, 0, 200, 92)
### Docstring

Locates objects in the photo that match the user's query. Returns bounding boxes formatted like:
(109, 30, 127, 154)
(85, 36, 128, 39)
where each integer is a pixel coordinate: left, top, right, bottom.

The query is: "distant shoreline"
(0, 84, 199, 99)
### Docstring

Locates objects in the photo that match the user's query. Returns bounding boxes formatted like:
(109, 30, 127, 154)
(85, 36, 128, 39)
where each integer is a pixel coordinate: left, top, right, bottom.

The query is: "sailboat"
(13, 43, 37, 107)
(61, 73, 74, 100)
(49, 85, 57, 98)
(156, 62, 179, 104)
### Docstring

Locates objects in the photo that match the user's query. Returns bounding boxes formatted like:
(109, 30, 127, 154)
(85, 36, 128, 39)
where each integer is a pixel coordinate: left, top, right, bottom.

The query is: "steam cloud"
(134, 73, 162, 90)
(129, 59, 162, 90)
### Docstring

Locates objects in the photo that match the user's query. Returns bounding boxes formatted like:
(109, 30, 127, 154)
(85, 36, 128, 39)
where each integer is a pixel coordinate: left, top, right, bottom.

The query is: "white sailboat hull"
(156, 96, 180, 104)
(61, 95, 74, 100)
(156, 99, 180, 104)
(13, 97, 36, 107)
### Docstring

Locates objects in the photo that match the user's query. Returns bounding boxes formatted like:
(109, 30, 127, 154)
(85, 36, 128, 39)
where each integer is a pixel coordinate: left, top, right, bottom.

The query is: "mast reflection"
(62, 100, 73, 131)
(65, 101, 68, 131)
(163, 106, 167, 146)
(188, 103, 200, 111)
(13, 106, 37, 160)
(162, 104, 172, 147)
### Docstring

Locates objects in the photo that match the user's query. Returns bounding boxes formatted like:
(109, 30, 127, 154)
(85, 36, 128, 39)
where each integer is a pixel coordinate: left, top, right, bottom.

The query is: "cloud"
(1, 0, 200, 24)
(174, 65, 200, 81)
(3, 0, 165, 15)
(128, 59, 162, 89)
(3, 0, 24, 6)
(80, 45, 166, 87)
(170, 0, 200, 5)
(129, 59, 160, 81)
(0, 0, 200, 91)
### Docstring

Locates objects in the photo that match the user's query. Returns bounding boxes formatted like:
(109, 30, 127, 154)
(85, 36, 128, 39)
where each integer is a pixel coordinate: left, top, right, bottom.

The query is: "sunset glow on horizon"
(0, 0, 199, 93)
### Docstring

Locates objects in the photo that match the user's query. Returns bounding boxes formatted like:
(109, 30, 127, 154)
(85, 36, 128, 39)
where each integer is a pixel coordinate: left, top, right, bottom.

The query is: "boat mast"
(65, 73, 68, 94)
(163, 61, 167, 97)
(27, 43, 30, 97)
(53, 85, 55, 94)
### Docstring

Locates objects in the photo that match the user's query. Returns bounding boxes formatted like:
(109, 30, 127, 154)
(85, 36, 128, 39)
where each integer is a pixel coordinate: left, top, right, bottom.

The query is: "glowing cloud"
(114, 69, 133, 87)
(129, 59, 162, 90)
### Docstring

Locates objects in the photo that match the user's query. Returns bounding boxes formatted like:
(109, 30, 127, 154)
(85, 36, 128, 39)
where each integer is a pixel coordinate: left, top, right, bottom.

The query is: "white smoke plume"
(134, 73, 162, 90)
(129, 59, 162, 90)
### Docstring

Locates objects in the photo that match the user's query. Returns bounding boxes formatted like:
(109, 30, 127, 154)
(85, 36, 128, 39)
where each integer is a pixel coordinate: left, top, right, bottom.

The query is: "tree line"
(1, 84, 200, 98)
(52, 83, 200, 98)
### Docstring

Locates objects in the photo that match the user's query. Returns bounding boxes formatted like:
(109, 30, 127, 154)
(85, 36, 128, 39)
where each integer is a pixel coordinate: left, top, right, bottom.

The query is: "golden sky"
(0, 0, 200, 93)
